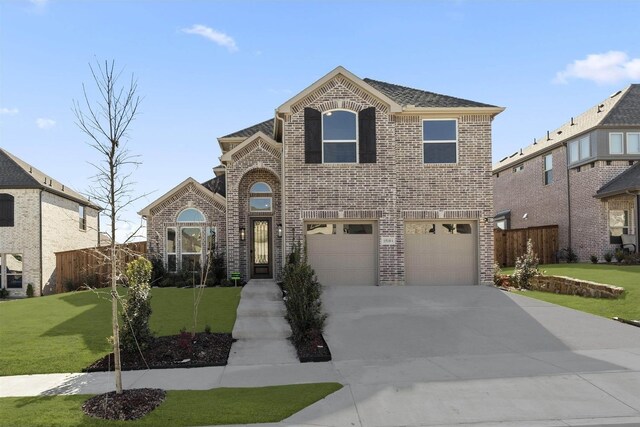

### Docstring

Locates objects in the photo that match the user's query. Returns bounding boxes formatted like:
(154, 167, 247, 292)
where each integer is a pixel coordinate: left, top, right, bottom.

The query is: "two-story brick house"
(139, 67, 504, 286)
(493, 84, 640, 261)
(0, 148, 101, 296)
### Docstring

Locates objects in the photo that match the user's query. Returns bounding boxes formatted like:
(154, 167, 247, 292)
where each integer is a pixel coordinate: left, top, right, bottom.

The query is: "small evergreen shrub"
(211, 250, 226, 285)
(204, 324, 211, 334)
(614, 249, 625, 263)
(120, 257, 154, 353)
(0, 288, 9, 299)
(604, 251, 613, 263)
(560, 247, 578, 263)
(590, 255, 598, 264)
(149, 256, 166, 286)
(511, 238, 540, 289)
(64, 280, 78, 292)
(26, 283, 34, 298)
(282, 240, 327, 345)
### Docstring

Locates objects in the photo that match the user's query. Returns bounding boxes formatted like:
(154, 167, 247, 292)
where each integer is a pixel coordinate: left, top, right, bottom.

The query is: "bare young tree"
(73, 60, 142, 394)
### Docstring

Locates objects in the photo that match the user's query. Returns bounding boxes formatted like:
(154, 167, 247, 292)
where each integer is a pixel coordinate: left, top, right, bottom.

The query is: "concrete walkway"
(227, 279, 298, 365)
(2, 285, 640, 427)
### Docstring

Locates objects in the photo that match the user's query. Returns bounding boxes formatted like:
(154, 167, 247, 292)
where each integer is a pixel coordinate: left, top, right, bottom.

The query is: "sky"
(2, 0, 640, 242)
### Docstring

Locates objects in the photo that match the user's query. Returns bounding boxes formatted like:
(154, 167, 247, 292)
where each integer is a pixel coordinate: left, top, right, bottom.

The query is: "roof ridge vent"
(29, 167, 32, 173)
(533, 138, 537, 145)
(570, 117, 575, 126)
(547, 131, 551, 141)
(597, 104, 605, 113)
(610, 90, 622, 98)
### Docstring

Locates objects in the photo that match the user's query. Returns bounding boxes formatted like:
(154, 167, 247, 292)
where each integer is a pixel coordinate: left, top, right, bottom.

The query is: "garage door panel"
(306, 222, 376, 286)
(405, 221, 477, 286)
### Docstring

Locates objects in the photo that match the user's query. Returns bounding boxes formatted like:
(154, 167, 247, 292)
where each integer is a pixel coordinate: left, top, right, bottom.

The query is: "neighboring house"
(139, 67, 504, 286)
(493, 84, 640, 261)
(0, 148, 100, 296)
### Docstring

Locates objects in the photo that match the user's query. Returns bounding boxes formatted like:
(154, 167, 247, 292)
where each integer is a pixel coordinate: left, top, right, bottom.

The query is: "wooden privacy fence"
(494, 225, 558, 267)
(55, 242, 147, 293)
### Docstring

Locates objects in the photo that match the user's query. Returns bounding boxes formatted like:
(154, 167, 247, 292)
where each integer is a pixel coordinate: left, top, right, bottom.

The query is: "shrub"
(210, 250, 226, 285)
(511, 238, 540, 289)
(120, 257, 154, 353)
(560, 247, 578, 263)
(158, 276, 175, 288)
(604, 251, 613, 263)
(590, 255, 598, 264)
(220, 278, 234, 287)
(64, 280, 78, 292)
(622, 252, 640, 265)
(282, 240, 327, 345)
(149, 256, 166, 286)
(26, 283, 34, 298)
(0, 288, 9, 299)
(614, 249, 625, 263)
(493, 262, 503, 286)
(204, 324, 211, 334)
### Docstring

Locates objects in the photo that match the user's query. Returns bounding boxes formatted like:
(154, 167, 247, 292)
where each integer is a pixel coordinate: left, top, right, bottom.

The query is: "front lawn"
(0, 287, 241, 376)
(0, 383, 343, 427)
(503, 263, 640, 320)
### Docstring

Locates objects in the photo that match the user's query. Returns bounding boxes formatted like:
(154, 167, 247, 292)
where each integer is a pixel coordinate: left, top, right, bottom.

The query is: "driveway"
(285, 285, 640, 427)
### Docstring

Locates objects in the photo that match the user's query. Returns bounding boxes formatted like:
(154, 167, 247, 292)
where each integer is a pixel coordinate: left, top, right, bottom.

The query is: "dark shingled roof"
(601, 84, 640, 125)
(363, 78, 498, 108)
(201, 174, 226, 198)
(220, 119, 274, 139)
(596, 162, 640, 198)
(0, 148, 99, 208)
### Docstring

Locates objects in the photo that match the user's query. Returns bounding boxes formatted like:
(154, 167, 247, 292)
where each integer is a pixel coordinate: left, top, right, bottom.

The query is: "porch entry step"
(229, 279, 298, 364)
(227, 339, 298, 365)
(232, 316, 292, 339)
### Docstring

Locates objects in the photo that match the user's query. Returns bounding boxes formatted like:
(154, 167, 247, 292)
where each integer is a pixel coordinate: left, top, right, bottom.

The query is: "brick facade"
(0, 189, 99, 296)
(144, 71, 499, 286)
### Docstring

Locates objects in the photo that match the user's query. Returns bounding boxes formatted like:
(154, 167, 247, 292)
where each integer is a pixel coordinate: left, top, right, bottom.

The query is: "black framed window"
(0, 194, 14, 227)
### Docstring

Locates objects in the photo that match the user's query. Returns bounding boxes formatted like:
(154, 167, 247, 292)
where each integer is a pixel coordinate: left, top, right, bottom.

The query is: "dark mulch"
(84, 332, 234, 372)
(293, 329, 332, 363)
(83, 388, 166, 421)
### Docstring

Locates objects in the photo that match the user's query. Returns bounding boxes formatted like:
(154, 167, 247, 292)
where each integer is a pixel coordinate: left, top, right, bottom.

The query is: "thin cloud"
(36, 118, 56, 129)
(29, 0, 49, 5)
(554, 51, 640, 85)
(0, 108, 19, 115)
(181, 24, 238, 52)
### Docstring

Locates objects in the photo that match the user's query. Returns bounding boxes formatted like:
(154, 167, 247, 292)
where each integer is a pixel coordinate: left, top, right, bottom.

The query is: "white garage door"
(306, 222, 377, 286)
(405, 221, 477, 286)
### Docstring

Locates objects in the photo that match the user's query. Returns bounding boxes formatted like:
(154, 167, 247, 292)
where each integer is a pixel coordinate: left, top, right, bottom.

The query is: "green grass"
(0, 383, 343, 427)
(502, 263, 640, 320)
(0, 287, 241, 376)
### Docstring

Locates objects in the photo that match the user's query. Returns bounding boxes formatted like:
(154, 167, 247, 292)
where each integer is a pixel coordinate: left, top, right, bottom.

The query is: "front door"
(250, 218, 272, 278)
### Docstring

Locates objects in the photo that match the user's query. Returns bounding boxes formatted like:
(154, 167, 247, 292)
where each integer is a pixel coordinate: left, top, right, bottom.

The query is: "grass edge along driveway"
(0, 287, 241, 376)
(0, 383, 343, 427)
(503, 263, 640, 320)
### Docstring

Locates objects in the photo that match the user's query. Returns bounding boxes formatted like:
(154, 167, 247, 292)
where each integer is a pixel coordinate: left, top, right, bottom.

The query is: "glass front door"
(251, 219, 271, 278)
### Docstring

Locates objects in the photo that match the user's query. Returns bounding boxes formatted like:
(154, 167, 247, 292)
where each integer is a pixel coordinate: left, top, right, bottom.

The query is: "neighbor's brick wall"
(493, 146, 570, 250)
(146, 183, 226, 274)
(0, 189, 41, 296)
(41, 191, 99, 295)
(529, 275, 624, 299)
(283, 75, 496, 285)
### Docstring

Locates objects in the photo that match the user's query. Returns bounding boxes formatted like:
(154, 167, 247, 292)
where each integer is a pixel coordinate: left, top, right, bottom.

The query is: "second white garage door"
(405, 221, 477, 286)
(306, 222, 377, 286)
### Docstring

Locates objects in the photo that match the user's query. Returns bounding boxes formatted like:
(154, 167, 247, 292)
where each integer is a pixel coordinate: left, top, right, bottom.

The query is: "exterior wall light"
(277, 224, 283, 238)
(239, 227, 246, 241)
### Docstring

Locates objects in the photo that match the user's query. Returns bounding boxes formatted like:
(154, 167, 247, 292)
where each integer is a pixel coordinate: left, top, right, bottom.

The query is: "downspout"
(276, 113, 286, 274)
(224, 164, 230, 279)
(563, 142, 572, 250)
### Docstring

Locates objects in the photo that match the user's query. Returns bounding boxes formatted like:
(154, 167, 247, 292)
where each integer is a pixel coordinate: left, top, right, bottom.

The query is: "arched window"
(177, 208, 205, 222)
(250, 182, 272, 193)
(322, 110, 357, 163)
(0, 193, 14, 227)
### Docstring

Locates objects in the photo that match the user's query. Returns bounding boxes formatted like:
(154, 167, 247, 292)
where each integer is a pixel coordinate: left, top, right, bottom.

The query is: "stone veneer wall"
(146, 183, 226, 275)
(529, 275, 624, 299)
(282, 75, 495, 285)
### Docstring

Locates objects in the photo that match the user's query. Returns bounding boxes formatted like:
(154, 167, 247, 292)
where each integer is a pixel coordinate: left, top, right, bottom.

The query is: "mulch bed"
(84, 332, 234, 372)
(83, 388, 166, 421)
(293, 329, 332, 363)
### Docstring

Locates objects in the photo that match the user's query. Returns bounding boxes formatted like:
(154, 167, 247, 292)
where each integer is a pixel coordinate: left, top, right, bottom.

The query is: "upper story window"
(543, 154, 553, 185)
(513, 163, 524, 173)
(79, 205, 86, 231)
(250, 182, 272, 193)
(0, 194, 14, 227)
(609, 132, 624, 154)
(423, 119, 457, 164)
(568, 135, 591, 164)
(177, 208, 205, 222)
(627, 132, 640, 154)
(322, 110, 357, 163)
